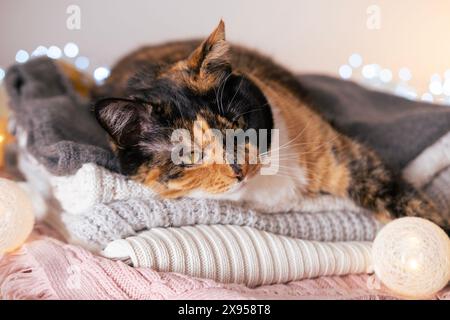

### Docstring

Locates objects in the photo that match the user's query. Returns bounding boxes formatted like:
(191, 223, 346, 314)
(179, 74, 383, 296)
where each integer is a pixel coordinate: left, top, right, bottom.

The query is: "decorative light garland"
(0, 43, 110, 85)
(340, 53, 450, 106)
(3, 47, 450, 106)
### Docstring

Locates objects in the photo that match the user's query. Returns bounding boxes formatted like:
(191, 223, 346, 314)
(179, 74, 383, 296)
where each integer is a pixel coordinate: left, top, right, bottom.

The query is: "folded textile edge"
(102, 225, 373, 287)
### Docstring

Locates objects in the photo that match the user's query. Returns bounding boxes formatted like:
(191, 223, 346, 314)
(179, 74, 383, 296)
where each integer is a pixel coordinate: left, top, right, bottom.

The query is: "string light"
(430, 73, 441, 83)
(93, 67, 110, 83)
(15, 50, 29, 63)
(429, 81, 443, 96)
(442, 79, 450, 96)
(399, 68, 412, 82)
(348, 53, 362, 68)
(339, 65, 352, 79)
(31, 46, 48, 57)
(64, 42, 79, 58)
(75, 56, 90, 70)
(47, 46, 62, 59)
(421, 93, 434, 103)
(340, 54, 450, 106)
(379, 69, 393, 83)
(362, 64, 378, 79)
(445, 69, 450, 80)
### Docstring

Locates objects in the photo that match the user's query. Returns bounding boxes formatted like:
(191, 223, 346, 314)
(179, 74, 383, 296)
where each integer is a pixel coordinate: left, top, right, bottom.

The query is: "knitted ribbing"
(61, 198, 381, 251)
(403, 131, 450, 189)
(423, 166, 450, 220)
(102, 225, 373, 287)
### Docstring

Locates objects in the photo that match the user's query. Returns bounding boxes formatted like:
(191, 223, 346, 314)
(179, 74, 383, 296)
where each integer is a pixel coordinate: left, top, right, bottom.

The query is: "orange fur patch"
(252, 77, 351, 197)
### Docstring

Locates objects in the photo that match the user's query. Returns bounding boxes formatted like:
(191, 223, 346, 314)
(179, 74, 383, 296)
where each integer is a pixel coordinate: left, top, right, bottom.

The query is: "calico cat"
(93, 21, 449, 231)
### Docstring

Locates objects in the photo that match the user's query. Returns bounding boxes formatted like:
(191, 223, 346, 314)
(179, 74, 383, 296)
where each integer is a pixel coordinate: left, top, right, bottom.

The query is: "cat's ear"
(94, 98, 152, 148)
(187, 20, 231, 79)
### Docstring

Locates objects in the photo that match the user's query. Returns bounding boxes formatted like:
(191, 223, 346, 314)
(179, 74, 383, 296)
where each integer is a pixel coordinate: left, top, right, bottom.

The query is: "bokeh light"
(0, 68, 5, 82)
(75, 56, 90, 70)
(430, 73, 441, 83)
(362, 64, 378, 79)
(445, 70, 450, 80)
(429, 81, 443, 95)
(94, 67, 110, 82)
(47, 46, 62, 59)
(15, 50, 29, 63)
(443, 79, 450, 96)
(348, 53, 362, 68)
(64, 42, 79, 58)
(421, 93, 434, 103)
(340, 55, 450, 105)
(399, 68, 412, 82)
(339, 65, 352, 79)
(31, 46, 48, 57)
(379, 69, 393, 83)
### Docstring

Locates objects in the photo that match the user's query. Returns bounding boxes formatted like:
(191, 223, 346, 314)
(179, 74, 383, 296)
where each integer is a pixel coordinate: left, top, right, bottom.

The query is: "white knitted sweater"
(103, 225, 373, 287)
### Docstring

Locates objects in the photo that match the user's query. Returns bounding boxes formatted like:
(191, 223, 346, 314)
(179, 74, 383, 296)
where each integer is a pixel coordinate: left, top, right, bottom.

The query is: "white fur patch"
(191, 104, 309, 212)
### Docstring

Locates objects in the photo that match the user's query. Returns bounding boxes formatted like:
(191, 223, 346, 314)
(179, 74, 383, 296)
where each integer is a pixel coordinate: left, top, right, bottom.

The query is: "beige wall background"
(1, 0, 450, 95)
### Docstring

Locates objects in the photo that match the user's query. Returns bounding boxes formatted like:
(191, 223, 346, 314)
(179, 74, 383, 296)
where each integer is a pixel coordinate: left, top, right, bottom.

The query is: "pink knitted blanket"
(1, 225, 449, 300)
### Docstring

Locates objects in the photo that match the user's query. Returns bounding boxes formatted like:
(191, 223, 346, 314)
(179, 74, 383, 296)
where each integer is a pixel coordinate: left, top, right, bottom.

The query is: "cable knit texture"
(102, 225, 373, 287)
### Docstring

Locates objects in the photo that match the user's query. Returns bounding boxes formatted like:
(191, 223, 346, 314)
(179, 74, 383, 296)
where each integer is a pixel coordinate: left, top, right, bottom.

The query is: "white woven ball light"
(0, 178, 35, 254)
(372, 217, 450, 298)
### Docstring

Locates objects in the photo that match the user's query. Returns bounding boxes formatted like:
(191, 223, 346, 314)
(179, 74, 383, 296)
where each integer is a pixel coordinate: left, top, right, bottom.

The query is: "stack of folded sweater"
(3, 57, 450, 293)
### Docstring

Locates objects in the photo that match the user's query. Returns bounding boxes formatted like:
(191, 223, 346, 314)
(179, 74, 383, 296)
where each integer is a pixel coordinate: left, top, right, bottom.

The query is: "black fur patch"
(94, 72, 273, 177)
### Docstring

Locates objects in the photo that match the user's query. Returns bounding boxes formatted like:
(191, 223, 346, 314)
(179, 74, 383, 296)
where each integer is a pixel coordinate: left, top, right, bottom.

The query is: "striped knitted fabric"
(103, 225, 373, 287)
(403, 132, 450, 190)
(423, 166, 450, 221)
(60, 198, 380, 251)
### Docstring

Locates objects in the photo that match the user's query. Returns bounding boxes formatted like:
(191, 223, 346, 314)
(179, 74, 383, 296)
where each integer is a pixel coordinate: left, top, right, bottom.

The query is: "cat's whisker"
(271, 114, 315, 150)
(226, 76, 244, 112)
(218, 72, 233, 115)
(258, 142, 313, 156)
(298, 136, 340, 156)
(227, 100, 270, 122)
(231, 107, 264, 121)
(258, 122, 318, 155)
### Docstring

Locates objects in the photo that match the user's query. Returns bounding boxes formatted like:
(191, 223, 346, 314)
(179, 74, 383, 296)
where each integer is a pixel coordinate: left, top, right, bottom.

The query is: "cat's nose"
(230, 164, 244, 182)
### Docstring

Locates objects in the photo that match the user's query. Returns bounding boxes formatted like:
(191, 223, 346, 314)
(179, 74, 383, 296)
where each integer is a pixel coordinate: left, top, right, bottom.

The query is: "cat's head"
(94, 21, 274, 198)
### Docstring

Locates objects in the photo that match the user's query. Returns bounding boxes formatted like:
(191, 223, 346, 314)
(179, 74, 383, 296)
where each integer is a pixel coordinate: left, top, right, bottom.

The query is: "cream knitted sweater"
(103, 225, 373, 287)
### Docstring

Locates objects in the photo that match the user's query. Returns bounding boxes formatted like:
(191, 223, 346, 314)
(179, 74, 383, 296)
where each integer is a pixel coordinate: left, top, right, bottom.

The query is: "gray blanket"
(5, 57, 450, 176)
